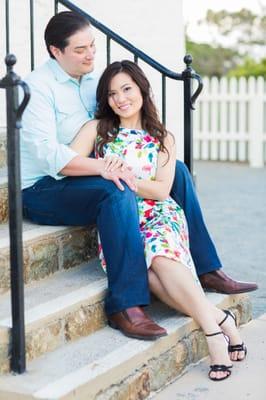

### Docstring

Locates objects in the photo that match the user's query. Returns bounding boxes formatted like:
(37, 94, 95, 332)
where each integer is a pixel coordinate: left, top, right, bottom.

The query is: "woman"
(70, 60, 247, 381)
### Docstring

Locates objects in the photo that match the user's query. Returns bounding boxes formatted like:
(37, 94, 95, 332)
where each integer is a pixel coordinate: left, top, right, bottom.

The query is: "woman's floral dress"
(96, 127, 198, 282)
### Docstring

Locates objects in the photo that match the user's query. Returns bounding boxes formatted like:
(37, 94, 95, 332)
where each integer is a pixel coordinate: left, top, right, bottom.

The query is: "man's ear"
(49, 45, 61, 59)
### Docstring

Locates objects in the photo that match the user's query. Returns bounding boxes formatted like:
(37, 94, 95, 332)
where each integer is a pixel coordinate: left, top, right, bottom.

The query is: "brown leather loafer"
(199, 270, 258, 294)
(108, 306, 167, 340)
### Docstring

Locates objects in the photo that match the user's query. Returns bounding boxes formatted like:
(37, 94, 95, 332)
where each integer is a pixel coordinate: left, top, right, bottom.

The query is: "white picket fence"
(193, 76, 266, 167)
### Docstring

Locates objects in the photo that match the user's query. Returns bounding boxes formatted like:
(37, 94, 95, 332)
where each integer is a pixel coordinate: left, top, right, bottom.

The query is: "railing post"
(5, 0, 10, 55)
(0, 54, 30, 374)
(30, 0, 35, 70)
(55, 0, 59, 14)
(182, 55, 194, 175)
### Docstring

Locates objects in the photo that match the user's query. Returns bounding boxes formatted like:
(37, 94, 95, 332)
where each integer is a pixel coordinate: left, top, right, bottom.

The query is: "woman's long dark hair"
(95, 60, 170, 158)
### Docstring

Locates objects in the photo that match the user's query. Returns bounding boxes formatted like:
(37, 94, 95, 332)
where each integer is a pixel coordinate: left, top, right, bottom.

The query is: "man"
(21, 11, 257, 340)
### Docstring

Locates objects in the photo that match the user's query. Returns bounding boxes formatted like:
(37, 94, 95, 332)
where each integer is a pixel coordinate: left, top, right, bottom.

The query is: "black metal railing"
(54, 0, 203, 174)
(2, 0, 203, 374)
(0, 55, 30, 374)
(4, 0, 203, 172)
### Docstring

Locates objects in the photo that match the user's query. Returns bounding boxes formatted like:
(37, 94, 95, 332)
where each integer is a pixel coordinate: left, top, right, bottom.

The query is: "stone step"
(0, 221, 97, 293)
(0, 168, 7, 223)
(0, 260, 107, 373)
(0, 293, 251, 400)
(0, 133, 6, 169)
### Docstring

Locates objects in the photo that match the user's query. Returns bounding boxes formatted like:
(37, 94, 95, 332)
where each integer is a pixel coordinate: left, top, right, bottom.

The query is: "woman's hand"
(104, 155, 129, 172)
(100, 167, 137, 192)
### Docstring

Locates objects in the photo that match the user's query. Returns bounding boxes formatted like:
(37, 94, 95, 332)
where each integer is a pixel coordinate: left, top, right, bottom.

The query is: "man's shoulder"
(24, 60, 55, 88)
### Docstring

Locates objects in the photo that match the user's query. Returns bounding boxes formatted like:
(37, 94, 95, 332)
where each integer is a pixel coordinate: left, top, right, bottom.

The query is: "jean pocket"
(32, 177, 67, 193)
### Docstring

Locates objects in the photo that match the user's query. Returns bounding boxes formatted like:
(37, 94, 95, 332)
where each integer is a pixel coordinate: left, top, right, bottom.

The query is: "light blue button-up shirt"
(20, 58, 99, 189)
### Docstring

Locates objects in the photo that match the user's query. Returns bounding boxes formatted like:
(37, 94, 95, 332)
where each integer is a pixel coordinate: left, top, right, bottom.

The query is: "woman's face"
(107, 72, 143, 123)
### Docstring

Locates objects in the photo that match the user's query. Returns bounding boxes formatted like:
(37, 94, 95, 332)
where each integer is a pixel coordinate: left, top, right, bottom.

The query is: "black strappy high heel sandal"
(205, 331, 233, 381)
(219, 309, 247, 361)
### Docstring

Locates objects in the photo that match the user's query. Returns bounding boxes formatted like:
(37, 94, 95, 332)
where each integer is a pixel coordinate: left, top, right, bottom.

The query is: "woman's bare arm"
(136, 133, 176, 201)
(70, 119, 98, 157)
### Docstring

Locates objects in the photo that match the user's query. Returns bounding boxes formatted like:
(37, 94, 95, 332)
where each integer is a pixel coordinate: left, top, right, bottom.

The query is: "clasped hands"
(100, 155, 137, 192)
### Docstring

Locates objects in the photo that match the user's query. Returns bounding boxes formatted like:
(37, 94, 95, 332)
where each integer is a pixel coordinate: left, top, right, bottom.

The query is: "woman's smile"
(108, 72, 143, 126)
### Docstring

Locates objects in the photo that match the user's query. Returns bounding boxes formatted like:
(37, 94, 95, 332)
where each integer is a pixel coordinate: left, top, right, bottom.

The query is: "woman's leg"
(148, 269, 179, 310)
(148, 267, 245, 361)
(150, 256, 234, 379)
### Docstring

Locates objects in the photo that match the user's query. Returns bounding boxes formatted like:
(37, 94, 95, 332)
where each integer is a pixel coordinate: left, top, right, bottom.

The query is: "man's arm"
(66, 119, 137, 190)
(21, 80, 80, 179)
(22, 78, 136, 191)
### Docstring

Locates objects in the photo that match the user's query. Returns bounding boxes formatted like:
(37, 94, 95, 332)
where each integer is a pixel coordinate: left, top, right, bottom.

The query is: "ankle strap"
(219, 309, 236, 327)
(218, 312, 229, 327)
(205, 331, 223, 337)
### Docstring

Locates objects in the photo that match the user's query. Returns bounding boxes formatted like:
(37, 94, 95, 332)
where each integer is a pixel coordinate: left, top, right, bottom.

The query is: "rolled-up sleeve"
(21, 80, 78, 180)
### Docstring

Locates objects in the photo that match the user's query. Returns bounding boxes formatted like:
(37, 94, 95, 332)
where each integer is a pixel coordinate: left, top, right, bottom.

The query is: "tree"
(186, 39, 240, 77)
(228, 58, 266, 78)
(202, 7, 266, 57)
(186, 5, 266, 77)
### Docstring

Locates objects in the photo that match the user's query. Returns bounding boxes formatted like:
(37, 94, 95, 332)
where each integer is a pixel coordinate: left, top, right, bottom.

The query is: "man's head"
(44, 11, 96, 78)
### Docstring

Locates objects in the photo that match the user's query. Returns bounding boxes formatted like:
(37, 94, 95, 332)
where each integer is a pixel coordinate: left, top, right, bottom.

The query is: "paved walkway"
(195, 161, 266, 318)
(153, 161, 266, 399)
(153, 314, 266, 399)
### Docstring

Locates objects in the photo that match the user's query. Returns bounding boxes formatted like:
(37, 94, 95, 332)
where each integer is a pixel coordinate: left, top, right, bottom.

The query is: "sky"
(183, 0, 265, 23)
(183, 0, 266, 55)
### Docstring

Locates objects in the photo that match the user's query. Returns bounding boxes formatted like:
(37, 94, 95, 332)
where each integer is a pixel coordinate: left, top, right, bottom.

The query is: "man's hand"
(104, 155, 130, 172)
(100, 167, 137, 191)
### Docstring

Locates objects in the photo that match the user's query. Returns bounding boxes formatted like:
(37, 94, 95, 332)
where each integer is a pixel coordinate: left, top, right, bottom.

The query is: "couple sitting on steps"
(21, 12, 257, 381)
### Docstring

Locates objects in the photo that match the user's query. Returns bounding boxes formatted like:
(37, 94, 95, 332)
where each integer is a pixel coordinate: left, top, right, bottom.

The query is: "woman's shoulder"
(165, 131, 175, 146)
(80, 119, 99, 133)
(87, 119, 100, 129)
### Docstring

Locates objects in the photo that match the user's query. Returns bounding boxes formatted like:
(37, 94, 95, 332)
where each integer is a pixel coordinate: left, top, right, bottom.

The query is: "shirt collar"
(47, 58, 96, 84)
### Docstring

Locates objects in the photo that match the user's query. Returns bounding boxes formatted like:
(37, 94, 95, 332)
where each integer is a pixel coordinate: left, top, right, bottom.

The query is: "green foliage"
(228, 58, 266, 78)
(205, 9, 255, 37)
(187, 6, 266, 77)
(204, 8, 265, 47)
(186, 40, 240, 77)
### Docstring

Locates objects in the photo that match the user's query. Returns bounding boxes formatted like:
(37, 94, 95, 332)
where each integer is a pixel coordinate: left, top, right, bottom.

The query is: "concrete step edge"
(0, 223, 82, 249)
(0, 294, 252, 400)
(0, 261, 107, 371)
(0, 280, 107, 372)
(0, 175, 6, 187)
(0, 277, 107, 330)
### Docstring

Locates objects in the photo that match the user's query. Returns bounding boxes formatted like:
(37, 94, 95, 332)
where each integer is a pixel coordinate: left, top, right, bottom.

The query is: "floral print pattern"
(96, 127, 198, 282)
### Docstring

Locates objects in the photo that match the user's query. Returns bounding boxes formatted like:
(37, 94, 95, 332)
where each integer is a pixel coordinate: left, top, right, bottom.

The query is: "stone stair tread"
(0, 302, 191, 397)
(0, 259, 105, 325)
(0, 292, 239, 400)
(0, 220, 88, 246)
(0, 166, 7, 183)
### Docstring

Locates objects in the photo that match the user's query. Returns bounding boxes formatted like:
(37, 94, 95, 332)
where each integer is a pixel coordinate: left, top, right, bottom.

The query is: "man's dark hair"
(44, 11, 90, 58)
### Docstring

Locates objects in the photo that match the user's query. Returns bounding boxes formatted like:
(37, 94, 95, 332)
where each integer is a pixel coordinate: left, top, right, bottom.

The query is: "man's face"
(50, 26, 96, 79)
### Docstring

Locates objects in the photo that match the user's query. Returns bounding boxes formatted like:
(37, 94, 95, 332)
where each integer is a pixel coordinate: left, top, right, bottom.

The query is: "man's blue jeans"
(22, 161, 222, 315)
(170, 161, 222, 276)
